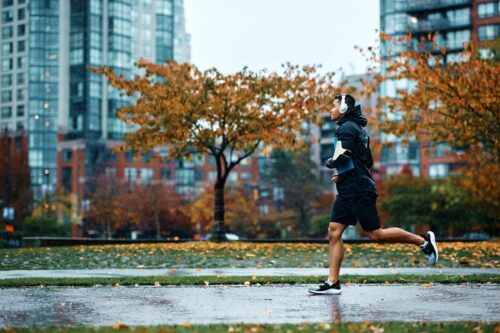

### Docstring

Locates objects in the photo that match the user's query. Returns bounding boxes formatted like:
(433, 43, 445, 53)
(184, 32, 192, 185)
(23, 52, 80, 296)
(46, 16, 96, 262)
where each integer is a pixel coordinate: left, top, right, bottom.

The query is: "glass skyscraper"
(0, 0, 190, 200)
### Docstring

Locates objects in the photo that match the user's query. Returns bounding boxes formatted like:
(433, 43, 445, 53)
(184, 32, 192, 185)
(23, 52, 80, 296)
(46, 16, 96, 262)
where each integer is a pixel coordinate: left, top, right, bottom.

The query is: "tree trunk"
(155, 212, 161, 240)
(214, 182, 226, 241)
(106, 221, 112, 239)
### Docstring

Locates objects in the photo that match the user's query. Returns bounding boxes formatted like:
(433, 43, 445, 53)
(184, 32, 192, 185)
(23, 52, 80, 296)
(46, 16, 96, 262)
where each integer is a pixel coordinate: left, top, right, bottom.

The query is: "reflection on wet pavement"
(0, 284, 499, 327)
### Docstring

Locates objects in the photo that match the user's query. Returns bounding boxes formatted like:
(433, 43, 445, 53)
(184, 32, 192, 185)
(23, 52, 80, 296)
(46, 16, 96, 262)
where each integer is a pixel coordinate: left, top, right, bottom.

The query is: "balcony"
(408, 17, 471, 33)
(396, 0, 470, 13)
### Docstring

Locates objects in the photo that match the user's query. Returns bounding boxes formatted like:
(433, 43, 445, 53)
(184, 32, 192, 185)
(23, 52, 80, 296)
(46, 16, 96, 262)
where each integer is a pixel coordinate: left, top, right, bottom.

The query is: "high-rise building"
(0, 0, 190, 200)
(379, 0, 500, 178)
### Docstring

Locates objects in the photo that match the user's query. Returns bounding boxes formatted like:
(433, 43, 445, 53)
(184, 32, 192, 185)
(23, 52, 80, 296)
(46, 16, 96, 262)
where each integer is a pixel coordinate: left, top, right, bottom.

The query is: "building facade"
(0, 0, 191, 202)
(379, 0, 500, 178)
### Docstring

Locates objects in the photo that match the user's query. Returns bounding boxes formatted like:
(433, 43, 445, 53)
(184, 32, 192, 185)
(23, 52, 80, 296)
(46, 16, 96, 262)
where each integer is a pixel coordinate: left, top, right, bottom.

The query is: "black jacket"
(328, 105, 377, 195)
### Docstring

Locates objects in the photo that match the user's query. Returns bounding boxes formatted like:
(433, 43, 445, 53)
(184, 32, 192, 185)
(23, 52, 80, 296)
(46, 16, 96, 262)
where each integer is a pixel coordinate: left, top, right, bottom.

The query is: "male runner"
(308, 94, 438, 295)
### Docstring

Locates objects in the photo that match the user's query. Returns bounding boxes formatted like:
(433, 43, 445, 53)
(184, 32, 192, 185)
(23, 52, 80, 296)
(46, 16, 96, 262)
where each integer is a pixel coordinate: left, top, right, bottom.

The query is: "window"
(62, 149, 72, 162)
(2, 42, 13, 54)
(208, 171, 217, 181)
(273, 187, 284, 200)
(17, 56, 25, 69)
(2, 10, 13, 23)
(105, 167, 116, 176)
(17, 24, 25, 36)
(194, 154, 205, 166)
(70, 49, 84, 65)
(240, 172, 252, 180)
(105, 150, 117, 161)
(16, 88, 24, 100)
(429, 164, 449, 179)
(125, 150, 134, 162)
(17, 40, 25, 52)
(90, 0, 102, 15)
(61, 167, 72, 191)
(175, 169, 194, 184)
(1, 106, 12, 119)
(478, 2, 499, 18)
(89, 49, 102, 65)
(17, 73, 24, 84)
(2, 59, 13, 71)
(1, 74, 12, 86)
(139, 168, 153, 184)
(446, 7, 470, 26)
(1, 91, 12, 102)
(2, 26, 13, 39)
(478, 24, 499, 41)
(16, 105, 24, 117)
(446, 29, 470, 49)
(160, 167, 171, 179)
(71, 32, 84, 49)
(17, 8, 25, 20)
(125, 167, 137, 182)
(156, 0, 173, 15)
(194, 169, 205, 181)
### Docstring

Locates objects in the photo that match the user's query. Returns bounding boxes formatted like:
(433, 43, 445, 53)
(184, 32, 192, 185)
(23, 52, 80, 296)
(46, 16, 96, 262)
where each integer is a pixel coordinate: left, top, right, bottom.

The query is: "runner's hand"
(331, 175, 339, 183)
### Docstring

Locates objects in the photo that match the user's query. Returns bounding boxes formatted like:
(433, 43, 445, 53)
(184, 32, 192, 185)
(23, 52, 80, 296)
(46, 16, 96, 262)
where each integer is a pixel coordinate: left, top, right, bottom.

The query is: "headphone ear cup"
(339, 104, 347, 113)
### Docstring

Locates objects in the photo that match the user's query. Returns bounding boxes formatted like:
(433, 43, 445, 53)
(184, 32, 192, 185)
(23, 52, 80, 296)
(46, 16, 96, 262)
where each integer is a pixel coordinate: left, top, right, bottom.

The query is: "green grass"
(0, 322, 498, 333)
(1, 241, 499, 270)
(1, 274, 498, 288)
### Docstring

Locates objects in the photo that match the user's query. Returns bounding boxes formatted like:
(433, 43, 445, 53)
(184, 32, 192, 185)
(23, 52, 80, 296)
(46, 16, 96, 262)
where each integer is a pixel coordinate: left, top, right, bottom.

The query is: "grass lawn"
(0, 322, 498, 333)
(1, 241, 499, 270)
(1, 274, 498, 287)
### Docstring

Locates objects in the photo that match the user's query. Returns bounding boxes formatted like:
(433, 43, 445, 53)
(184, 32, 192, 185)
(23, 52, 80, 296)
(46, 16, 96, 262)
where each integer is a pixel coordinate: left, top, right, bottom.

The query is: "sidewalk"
(1, 267, 498, 279)
(1, 283, 499, 327)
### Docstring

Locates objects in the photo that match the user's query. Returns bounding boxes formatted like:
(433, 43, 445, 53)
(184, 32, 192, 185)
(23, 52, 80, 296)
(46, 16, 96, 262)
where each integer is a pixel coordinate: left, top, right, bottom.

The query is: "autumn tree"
(267, 149, 322, 235)
(94, 61, 338, 240)
(359, 33, 500, 216)
(185, 184, 259, 238)
(88, 174, 127, 239)
(0, 129, 33, 228)
(124, 183, 181, 239)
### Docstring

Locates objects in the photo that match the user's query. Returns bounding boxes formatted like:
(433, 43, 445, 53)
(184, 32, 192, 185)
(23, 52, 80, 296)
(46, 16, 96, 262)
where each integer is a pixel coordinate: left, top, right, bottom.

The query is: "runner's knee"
(328, 223, 344, 241)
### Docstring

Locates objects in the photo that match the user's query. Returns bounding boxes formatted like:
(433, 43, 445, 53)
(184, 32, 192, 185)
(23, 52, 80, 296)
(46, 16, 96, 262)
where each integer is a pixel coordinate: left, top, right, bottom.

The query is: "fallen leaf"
(244, 281, 251, 287)
(421, 283, 433, 288)
(154, 281, 161, 287)
(113, 322, 128, 329)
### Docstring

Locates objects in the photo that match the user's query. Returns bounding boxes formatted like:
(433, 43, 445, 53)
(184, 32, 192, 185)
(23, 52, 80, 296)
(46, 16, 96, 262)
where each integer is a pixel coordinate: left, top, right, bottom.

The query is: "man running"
(308, 94, 438, 295)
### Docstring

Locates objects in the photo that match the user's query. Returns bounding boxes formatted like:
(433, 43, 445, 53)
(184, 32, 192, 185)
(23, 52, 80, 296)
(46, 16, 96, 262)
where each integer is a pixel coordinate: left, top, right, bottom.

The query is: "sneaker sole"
(428, 231, 438, 265)
(307, 289, 342, 295)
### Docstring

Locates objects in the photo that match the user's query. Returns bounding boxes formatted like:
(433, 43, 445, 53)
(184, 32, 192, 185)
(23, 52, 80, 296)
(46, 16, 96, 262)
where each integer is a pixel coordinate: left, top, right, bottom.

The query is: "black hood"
(337, 105, 368, 127)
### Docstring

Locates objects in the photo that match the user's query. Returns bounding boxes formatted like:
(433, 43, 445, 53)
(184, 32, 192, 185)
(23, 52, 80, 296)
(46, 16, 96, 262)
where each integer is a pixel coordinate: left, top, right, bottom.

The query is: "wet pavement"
(1, 267, 499, 279)
(0, 284, 499, 327)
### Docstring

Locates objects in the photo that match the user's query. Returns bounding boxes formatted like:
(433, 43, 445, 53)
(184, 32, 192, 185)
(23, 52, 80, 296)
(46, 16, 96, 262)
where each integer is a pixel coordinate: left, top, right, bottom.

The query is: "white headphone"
(339, 94, 348, 114)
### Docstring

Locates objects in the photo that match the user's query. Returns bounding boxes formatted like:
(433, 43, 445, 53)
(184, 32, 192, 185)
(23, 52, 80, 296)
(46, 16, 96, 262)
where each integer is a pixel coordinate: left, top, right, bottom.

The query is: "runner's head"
(330, 94, 355, 121)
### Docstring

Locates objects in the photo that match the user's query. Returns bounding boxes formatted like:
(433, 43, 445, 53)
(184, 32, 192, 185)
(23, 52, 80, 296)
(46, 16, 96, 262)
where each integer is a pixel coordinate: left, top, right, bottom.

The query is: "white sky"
(183, 0, 380, 76)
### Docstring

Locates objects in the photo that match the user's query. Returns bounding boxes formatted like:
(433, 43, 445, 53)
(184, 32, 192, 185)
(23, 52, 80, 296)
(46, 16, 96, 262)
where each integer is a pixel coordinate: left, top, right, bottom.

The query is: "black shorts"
(330, 191, 381, 232)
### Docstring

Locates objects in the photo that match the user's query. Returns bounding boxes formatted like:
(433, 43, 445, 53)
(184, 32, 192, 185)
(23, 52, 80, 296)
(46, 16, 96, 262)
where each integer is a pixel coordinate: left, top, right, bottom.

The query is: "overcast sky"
(183, 0, 380, 76)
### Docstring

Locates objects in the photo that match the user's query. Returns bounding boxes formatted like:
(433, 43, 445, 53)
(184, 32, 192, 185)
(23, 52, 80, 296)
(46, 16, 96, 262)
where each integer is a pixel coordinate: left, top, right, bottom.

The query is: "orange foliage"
(360, 33, 500, 215)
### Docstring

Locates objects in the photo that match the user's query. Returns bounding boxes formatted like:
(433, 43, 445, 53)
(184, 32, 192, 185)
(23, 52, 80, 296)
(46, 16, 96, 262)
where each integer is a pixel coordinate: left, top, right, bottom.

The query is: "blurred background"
(0, 0, 498, 245)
